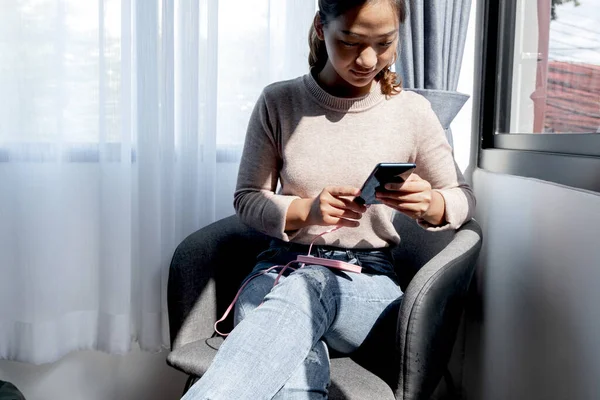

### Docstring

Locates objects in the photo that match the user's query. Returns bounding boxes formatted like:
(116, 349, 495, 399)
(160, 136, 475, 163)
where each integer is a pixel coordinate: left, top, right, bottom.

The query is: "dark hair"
(309, 0, 407, 96)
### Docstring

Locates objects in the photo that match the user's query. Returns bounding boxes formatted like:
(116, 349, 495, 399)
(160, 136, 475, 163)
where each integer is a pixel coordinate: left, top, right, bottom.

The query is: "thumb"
(406, 173, 421, 182)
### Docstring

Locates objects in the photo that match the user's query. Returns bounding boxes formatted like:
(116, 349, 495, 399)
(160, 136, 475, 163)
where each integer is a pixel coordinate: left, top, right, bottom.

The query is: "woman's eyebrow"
(341, 29, 397, 38)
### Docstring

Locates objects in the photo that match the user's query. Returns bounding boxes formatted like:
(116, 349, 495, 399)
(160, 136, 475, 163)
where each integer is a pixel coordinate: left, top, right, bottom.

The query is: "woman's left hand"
(375, 173, 446, 226)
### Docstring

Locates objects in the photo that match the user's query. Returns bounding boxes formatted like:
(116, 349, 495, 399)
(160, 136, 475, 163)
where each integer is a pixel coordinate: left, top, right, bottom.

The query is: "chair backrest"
(390, 212, 457, 290)
(168, 214, 460, 347)
(168, 215, 270, 347)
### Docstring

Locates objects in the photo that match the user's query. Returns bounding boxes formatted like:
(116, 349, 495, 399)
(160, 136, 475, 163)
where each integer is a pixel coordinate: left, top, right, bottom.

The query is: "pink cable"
(214, 262, 296, 336)
(307, 226, 341, 256)
(214, 225, 342, 336)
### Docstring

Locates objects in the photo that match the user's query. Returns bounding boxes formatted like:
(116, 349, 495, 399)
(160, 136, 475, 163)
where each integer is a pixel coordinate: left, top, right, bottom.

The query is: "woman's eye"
(340, 41, 359, 47)
(379, 41, 394, 47)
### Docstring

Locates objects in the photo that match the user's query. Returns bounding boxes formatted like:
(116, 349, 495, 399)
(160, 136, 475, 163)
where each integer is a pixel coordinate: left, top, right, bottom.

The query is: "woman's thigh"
(233, 268, 278, 326)
(233, 264, 403, 354)
(319, 268, 403, 354)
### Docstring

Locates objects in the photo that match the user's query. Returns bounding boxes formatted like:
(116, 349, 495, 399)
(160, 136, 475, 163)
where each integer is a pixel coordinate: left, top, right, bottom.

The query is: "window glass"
(508, 0, 600, 134)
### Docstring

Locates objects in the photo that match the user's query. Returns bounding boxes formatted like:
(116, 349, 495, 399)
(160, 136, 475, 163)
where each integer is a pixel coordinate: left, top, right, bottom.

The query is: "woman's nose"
(356, 47, 377, 70)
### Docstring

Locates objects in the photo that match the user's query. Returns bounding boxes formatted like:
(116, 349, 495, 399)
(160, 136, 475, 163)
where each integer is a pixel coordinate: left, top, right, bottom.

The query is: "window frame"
(476, 0, 600, 193)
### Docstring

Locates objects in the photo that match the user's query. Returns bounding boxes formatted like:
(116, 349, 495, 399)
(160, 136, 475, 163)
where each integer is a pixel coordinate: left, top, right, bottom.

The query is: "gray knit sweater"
(234, 72, 475, 248)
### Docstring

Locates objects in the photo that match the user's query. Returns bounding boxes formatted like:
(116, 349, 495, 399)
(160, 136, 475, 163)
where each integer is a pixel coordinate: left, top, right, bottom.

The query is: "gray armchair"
(166, 213, 482, 399)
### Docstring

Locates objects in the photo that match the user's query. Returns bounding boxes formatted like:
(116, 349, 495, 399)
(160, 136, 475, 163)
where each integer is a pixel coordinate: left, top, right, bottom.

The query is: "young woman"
(182, 0, 475, 398)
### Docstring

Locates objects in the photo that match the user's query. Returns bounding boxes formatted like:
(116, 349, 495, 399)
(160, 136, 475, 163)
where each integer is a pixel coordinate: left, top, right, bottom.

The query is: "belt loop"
(350, 250, 362, 266)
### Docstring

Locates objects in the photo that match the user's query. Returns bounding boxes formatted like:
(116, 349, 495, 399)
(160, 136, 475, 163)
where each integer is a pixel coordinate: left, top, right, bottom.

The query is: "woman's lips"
(351, 69, 376, 78)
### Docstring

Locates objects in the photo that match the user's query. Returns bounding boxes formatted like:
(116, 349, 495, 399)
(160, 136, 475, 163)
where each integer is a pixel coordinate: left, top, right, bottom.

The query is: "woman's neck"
(316, 63, 375, 98)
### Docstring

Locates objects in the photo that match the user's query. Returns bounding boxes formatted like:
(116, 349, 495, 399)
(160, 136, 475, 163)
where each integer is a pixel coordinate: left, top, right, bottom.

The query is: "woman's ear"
(313, 12, 325, 40)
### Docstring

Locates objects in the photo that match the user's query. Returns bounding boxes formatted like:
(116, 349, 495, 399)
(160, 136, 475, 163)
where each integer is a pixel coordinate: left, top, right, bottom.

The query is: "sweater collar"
(303, 70, 386, 112)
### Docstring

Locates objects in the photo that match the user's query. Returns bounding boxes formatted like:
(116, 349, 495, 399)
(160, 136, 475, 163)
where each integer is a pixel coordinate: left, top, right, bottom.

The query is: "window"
(0, 0, 122, 145)
(509, 0, 599, 135)
(477, 0, 600, 192)
(0, 1, 315, 164)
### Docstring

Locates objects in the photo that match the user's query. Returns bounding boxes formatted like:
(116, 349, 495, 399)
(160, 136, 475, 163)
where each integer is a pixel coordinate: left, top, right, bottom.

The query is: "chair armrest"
(167, 215, 269, 350)
(394, 219, 483, 400)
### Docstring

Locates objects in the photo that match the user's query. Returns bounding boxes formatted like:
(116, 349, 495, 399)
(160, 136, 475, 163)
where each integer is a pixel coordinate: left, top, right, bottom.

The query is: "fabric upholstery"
(167, 337, 223, 377)
(394, 217, 482, 400)
(167, 216, 270, 348)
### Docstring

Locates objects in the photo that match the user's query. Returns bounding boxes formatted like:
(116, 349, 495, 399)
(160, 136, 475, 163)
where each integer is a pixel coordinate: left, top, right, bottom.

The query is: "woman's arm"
(285, 199, 312, 231)
(376, 99, 475, 230)
(234, 94, 367, 239)
(234, 93, 301, 240)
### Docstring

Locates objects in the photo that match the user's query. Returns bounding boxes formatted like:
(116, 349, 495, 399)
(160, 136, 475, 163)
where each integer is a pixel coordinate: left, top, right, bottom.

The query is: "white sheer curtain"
(0, 0, 316, 364)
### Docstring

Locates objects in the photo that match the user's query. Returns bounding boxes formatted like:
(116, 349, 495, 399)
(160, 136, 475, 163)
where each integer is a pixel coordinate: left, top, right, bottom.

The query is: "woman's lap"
(182, 247, 404, 399)
(234, 256, 403, 354)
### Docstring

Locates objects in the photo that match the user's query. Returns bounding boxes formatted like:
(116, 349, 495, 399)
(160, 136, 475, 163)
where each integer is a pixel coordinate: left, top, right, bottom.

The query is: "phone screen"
(354, 163, 416, 205)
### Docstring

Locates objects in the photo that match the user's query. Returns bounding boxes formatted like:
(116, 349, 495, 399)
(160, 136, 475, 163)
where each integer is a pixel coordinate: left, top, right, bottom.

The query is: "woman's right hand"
(306, 186, 367, 228)
(286, 186, 367, 231)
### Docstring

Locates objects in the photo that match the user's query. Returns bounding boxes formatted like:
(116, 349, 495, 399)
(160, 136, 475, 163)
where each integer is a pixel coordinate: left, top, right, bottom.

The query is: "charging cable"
(214, 226, 357, 336)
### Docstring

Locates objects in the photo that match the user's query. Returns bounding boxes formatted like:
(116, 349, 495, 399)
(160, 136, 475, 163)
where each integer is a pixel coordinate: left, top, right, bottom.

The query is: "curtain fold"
(0, 0, 316, 364)
(397, 0, 472, 147)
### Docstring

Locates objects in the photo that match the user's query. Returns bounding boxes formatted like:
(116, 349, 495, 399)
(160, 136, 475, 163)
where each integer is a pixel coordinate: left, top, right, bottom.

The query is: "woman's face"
(317, 1, 399, 93)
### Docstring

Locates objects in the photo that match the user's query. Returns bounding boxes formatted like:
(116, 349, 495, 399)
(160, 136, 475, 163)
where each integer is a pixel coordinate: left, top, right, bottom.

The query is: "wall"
(464, 0, 600, 396)
(471, 169, 600, 400)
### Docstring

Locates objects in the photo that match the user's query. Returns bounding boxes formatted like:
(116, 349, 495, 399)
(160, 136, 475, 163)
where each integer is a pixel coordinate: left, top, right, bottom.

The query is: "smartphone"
(353, 162, 416, 205)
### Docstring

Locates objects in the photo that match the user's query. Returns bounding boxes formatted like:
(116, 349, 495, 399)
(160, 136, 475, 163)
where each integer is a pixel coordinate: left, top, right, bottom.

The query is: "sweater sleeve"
(233, 92, 300, 241)
(414, 100, 476, 231)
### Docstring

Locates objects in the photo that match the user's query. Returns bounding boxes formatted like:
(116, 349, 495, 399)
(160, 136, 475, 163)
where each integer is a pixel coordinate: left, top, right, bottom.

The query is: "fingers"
(327, 195, 365, 213)
(375, 174, 433, 220)
(317, 186, 367, 228)
(340, 196, 368, 213)
(406, 173, 421, 182)
(328, 186, 361, 197)
(330, 206, 364, 221)
(325, 187, 367, 214)
(376, 191, 423, 203)
(384, 173, 427, 193)
(322, 199, 364, 222)
(319, 204, 361, 227)
(378, 198, 429, 219)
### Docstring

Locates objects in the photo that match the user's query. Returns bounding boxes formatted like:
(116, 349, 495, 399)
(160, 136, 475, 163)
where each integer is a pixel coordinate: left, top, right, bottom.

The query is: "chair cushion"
(329, 358, 395, 400)
(167, 337, 222, 376)
(168, 337, 395, 400)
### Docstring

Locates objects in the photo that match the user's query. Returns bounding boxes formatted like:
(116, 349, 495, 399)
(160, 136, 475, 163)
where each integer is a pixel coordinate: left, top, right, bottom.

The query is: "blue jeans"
(181, 240, 404, 400)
